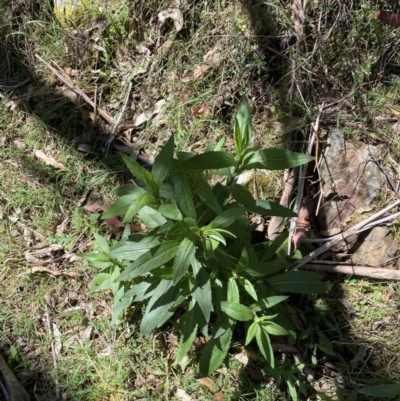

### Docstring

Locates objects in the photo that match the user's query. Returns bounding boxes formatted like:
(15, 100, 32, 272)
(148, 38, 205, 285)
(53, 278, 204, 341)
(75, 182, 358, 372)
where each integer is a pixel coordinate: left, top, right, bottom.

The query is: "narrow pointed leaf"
(179, 151, 236, 170)
(262, 321, 289, 336)
(245, 321, 259, 345)
(237, 276, 258, 301)
(256, 326, 274, 367)
(102, 193, 145, 219)
(138, 206, 167, 229)
(246, 260, 291, 277)
(116, 241, 180, 281)
(108, 235, 159, 260)
(173, 238, 196, 284)
(93, 233, 109, 253)
(199, 317, 234, 376)
(266, 271, 332, 294)
(359, 384, 400, 398)
(122, 192, 152, 223)
(158, 201, 182, 220)
(227, 277, 240, 303)
(221, 301, 254, 321)
(192, 267, 212, 324)
(208, 207, 246, 228)
(121, 153, 156, 191)
(173, 307, 198, 365)
(172, 171, 196, 219)
(140, 279, 179, 335)
(153, 135, 175, 184)
(245, 149, 314, 170)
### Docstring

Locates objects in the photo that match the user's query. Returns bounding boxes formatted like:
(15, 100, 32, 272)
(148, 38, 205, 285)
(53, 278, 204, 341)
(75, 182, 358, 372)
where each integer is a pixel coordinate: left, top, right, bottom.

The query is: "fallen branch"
(291, 199, 400, 270)
(304, 262, 400, 280)
(35, 54, 113, 125)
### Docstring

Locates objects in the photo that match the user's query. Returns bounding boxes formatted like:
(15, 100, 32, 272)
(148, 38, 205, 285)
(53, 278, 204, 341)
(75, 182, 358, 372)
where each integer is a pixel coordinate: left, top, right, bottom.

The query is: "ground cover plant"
(82, 101, 330, 379)
(2, 0, 400, 400)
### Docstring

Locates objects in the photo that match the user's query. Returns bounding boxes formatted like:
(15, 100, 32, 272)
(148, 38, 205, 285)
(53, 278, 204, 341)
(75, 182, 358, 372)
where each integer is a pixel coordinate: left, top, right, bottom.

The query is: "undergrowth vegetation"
(2, 0, 400, 400)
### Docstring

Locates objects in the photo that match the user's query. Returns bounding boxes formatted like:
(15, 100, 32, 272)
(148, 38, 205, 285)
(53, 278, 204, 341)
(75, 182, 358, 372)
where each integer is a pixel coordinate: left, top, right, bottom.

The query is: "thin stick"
(45, 305, 60, 400)
(291, 199, 400, 270)
(289, 103, 323, 253)
(304, 262, 400, 280)
(368, 147, 400, 198)
(35, 54, 113, 125)
(104, 82, 133, 156)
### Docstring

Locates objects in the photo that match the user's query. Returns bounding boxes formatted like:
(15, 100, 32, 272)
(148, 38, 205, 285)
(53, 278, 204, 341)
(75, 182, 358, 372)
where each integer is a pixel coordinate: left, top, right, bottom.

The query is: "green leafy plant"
(81, 100, 331, 376)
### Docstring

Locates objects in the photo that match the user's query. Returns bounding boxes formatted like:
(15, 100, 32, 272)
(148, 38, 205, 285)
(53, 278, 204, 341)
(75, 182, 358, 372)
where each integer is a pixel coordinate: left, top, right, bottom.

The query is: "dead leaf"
(35, 150, 68, 171)
(63, 67, 80, 77)
(158, 0, 184, 33)
(373, 10, 400, 28)
(234, 352, 249, 365)
(214, 392, 224, 401)
(133, 99, 166, 127)
(182, 46, 221, 82)
(30, 266, 78, 278)
(197, 377, 218, 392)
(193, 103, 211, 116)
(176, 388, 194, 401)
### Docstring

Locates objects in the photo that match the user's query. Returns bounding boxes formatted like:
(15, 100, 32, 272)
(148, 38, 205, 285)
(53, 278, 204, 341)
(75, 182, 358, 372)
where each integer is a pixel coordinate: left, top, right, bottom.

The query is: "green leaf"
(266, 272, 332, 294)
(220, 301, 254, 321)
(286, 377, 298, 401)
(113, 184, 145, 197)
(230, 184, 296, 217)
(245, 149, 314, 171)
(262, 321, 289, 336)
(359, 384, 400, 398)
(116, 241, 180, 281)
(138, 206, 167, 229)
(256, 326, 274, 367)
(196, 182, 223, 215)
(102, 193, 145, 219)
(254, 295, 289, 311)
(158, 201, 182, 220)
(122, 192, 152, 223)
(121, 153, 158, 193)
(108, 235, 159, 260)
(140, 279, 180, 336)
(199, 317, 234, 376)
(227, 277, 240, 303)
(234, 99, 253, 157)
(152, 135, 174, 185)
(208, 207, 246, 229)
(237, 276, 258, 301)
(172, 171, 196, 219)
(178, 151, 236, 170)
(166, 218, 199, 239)
(246, 260, 291, 277)
(259, 231, 289, 262)
(78, 252, 111, 269)
(112, 288, 134, 325)
(212, 182, 229, 206)
(89, 272, 112, 293)
(93, 233, 109, 253)
(173, 238, 196, 284)
(123, 277, 160, 302)
(173, 307, 198, 365)
(192, 267, 212, 324)
(245, 321, 259, 345)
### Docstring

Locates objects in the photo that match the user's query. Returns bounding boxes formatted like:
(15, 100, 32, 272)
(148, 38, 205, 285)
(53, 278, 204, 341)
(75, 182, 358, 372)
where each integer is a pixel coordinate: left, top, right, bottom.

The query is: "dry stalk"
(35, 54, 113, 125)
(304, 262, 400, 280)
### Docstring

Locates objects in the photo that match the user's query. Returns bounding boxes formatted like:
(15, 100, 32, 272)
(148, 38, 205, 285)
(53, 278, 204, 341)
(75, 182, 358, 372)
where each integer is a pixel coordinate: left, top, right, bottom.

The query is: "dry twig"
(35, 54, 113, 125)
(304, 262, 400, 280)
(292, 199, 400, 270)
